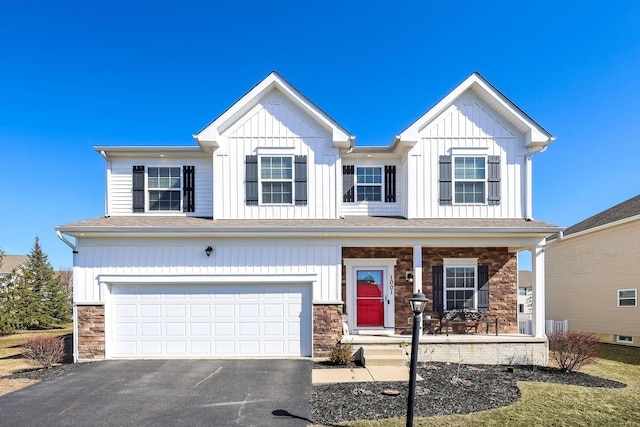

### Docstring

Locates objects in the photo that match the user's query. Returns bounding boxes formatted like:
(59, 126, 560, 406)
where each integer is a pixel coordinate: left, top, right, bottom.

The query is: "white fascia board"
(398, 73, 553, 148)
(94, 146, 208, 159)
(194, 72, 355, 150)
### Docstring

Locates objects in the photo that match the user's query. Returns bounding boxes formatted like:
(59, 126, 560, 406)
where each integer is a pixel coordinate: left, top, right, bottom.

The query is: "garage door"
(110, 284, 312, 358)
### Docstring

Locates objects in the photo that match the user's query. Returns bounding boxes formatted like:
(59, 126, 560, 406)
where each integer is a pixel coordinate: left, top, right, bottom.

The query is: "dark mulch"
(4, 363, 80, 381)
(310, 362, 626, 426)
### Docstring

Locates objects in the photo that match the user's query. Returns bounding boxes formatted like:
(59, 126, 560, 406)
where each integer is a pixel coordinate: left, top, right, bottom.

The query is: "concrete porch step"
(361, 345, 407, 367)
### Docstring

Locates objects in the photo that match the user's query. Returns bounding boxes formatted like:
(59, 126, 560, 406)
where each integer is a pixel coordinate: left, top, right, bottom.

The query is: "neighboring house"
(518, 270, 533, 321)
(56, 72, 560, 363)
(546, 195, 640, 347)
(0, 255, 28, 281)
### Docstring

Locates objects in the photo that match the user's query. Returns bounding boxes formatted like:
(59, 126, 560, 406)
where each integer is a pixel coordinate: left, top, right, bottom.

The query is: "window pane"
(455, 182, 485, 203)
(356, 186, 381, 201)
(619, 290, 635, 299)
(262, 182, 292, 204)
(149, 190, 181, 211)
(620, 299, 636, 306)
(356, 167, 382, 184)
(261, 156, 292, 180)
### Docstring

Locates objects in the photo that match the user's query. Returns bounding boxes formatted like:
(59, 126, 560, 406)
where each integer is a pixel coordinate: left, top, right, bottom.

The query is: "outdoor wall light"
(407, 292, 429, 427)
(205, 246, 213, 257)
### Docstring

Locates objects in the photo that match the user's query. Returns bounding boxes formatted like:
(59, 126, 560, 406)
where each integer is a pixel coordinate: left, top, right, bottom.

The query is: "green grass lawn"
(343, 344, 640, 427)
(0, 324, 73, 377)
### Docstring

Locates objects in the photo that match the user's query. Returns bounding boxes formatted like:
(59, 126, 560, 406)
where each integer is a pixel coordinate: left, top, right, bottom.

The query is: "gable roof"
(564, 194, 640, 237)
(194, 71, 355, 150)
(0, 255, 28, 275)
(398, 72, 554, 150)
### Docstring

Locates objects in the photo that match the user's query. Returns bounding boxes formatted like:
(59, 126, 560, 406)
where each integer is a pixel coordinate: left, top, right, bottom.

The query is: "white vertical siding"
(74, 238, 342, 303)
(407, 93, 526, 219)
(214, 91, 339, 220)
(108, 157, 213, 217)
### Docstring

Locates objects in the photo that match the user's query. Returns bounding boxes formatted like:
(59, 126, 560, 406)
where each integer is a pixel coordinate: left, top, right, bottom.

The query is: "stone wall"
(422, 247, 518, 333)
(77, 305, 105, 360)
(313, 304, 343, 357)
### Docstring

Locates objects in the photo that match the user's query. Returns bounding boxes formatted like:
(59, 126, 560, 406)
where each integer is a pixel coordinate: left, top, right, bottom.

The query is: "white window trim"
(617, 288, 637, 307)
(615, 335, 633, 343)
(259, 155, 294, 205)
(147, 166, 183, 212)
(443, 258, 478, 310)
(453, 155, 487, 205)
(355, 166, 383, 203)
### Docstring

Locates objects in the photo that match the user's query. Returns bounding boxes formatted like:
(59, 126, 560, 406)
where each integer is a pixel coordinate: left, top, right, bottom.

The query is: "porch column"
(413, 245, 423, 335)
(531, 243, 546, 337)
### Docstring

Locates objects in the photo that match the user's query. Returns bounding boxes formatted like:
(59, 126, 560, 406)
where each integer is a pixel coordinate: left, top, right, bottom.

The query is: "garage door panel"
(111, 283, 311, 358)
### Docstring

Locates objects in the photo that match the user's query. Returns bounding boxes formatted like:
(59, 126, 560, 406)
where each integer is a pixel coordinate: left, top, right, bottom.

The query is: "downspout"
(524, 144, 550, 220)
(56, 230, 77, 253)
(56, 230, 78, 362)
(99, 150, 111, 216)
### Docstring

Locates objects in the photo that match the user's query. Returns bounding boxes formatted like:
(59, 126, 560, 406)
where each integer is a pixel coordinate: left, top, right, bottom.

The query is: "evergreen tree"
(0, 269, 21, 335)
(12, 237, 72, 329)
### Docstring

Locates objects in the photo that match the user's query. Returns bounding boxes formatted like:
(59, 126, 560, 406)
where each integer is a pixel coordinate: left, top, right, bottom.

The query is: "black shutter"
(183, 165, 195, 212)
(132, 165, 145, 212)
(439, 155, 452, 205)
(245, 155, 258, 205)
(477, 265, 490, 311)
(343, 165, 354, 202)
(487, 156, 501, 205)
(384, 165, 396, 203)
(432, 265, 444, 311)
(294, 155, 307, 206)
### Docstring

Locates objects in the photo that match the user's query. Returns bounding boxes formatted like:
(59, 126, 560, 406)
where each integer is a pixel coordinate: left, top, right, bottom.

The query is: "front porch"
(343, 333, 549, 366)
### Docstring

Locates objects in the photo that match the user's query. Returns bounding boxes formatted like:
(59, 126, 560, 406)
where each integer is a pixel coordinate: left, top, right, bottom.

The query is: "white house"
(56, 72, 560, 363)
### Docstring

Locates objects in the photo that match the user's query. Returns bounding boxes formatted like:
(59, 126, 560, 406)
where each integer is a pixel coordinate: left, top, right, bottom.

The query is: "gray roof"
(0, 255, 28, 275)
(57, 215, 560, 235)
(564, 194, 640, 236)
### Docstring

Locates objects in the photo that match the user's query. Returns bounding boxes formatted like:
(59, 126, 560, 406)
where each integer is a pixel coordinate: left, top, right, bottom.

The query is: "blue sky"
(1, 1, 639, 269)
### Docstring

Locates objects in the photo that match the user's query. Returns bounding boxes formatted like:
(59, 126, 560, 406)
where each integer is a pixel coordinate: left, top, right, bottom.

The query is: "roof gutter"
(56, 230, 77, 253)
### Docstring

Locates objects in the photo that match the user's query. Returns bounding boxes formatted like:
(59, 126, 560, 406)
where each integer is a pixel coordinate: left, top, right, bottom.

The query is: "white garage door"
(110, 283, 312, 358)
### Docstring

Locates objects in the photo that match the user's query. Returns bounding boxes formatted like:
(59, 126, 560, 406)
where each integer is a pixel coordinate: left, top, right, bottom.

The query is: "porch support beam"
(413, 245, 423, 336)
(531, 243, 546, 337)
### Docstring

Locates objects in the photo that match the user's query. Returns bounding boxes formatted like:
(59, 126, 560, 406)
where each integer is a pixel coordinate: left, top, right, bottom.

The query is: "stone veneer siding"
(313, 304, 343, 357)
(77, 305, 105, 360)
(342, 247, 415, 333)
(422, 247, 518, 334)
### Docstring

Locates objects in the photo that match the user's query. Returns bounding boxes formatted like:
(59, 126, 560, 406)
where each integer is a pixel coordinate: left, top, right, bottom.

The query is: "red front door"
(356, 270, 384, 327)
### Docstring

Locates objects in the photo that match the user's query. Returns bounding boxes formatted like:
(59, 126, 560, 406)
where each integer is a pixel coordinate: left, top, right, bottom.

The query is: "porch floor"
(343, 333, 547, 345)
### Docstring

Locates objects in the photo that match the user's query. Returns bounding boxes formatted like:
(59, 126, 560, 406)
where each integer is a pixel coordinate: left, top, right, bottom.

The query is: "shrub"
(328, 341, 354, 365)
(22, 335, 65, 368)
(549, 331, 600, 372)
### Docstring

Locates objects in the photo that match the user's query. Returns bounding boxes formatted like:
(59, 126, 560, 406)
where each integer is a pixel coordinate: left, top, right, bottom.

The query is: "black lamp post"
(406, 292, 428, 427)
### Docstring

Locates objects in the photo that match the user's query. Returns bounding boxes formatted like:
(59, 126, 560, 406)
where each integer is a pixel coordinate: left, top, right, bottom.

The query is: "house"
(0, 255, 28, 281)
(546, 195, 640, 347)
(56, 72, 560, 364)
(518, 270, 533, 321)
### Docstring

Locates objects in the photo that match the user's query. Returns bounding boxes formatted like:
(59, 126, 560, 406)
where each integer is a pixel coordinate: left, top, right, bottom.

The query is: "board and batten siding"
(546, 220, 640, 339)
(73, 238, 342, 304)
(341, 160, 403, 217)
(213, 91, 340, 220)
(406, 94, 527, 219)
(107, 157, 213, 217)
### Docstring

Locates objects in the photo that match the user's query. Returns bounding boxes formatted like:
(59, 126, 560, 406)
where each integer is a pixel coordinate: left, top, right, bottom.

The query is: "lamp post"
(406, 292, 428, 427)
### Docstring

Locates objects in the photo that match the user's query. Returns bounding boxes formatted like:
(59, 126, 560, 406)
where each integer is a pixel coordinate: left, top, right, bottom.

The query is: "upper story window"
(148, 167, 181, 211)
(618, 289, 637, 307)
(245, 155, 307, 206)
(439, 155, 500, 206)
(261, 156, 293, 204)
(454, 157, 485, 204)
(356, 167, 382, 201)
(132, 165, 195, 213)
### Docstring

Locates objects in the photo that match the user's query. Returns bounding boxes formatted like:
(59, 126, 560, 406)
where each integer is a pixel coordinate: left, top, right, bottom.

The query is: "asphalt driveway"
(0, 359, 312, 427)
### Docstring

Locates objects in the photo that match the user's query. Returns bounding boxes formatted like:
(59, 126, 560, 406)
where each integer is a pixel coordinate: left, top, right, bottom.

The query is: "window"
(518, 287, 527, 296)
(618, 289, 637, 307)
(356, 167, 382, 201)
(454, 157, 485, 203)
(261, 156, 293, 204)
(444, 260, 477, 310)
(518, 303, 525, 313)
(148, 167, 181, 211)
(616, 335, 633, 343)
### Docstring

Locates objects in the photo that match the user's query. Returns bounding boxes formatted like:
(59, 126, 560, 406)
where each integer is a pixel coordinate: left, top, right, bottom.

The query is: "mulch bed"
(310, 362, 626, 425)
(4, 363, 80, 381)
